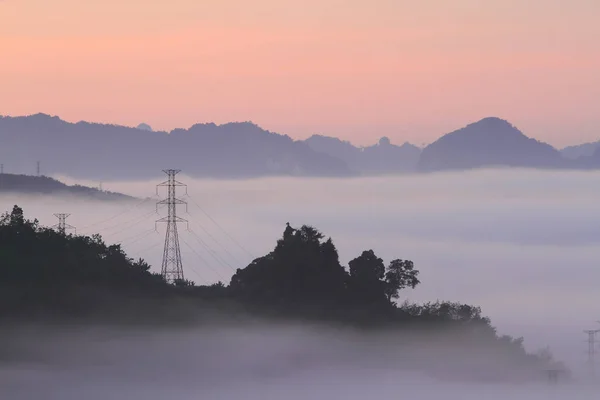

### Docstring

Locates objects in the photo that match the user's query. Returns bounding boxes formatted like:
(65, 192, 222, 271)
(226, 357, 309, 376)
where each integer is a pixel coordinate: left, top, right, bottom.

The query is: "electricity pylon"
(52, 213, 76, 235)
(156, 169, 188, 284)
(584, 329, 600, 380)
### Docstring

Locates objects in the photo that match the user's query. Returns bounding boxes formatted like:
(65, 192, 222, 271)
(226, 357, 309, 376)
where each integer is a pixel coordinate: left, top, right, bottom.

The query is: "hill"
(0, 173, 136, 201)
(561, 141, 600, 160)
(0, 205, 568, 383)
(0, 114, 353, 180)
(304, 135, 421, 174)
(418, 118, 565, 172)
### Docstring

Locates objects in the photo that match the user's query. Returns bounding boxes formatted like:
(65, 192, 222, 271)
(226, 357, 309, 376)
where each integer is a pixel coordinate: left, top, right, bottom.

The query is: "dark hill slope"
(0, 173, 135, 201)
(418, 118, 565, 172)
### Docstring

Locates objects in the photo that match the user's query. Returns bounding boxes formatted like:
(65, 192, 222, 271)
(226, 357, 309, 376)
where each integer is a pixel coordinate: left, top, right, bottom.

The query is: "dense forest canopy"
(229, 223, 420, 315)
(0, 205, 567, 381)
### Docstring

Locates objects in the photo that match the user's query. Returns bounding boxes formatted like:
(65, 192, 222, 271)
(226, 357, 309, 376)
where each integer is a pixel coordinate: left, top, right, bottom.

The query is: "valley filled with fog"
(2, 169, 600, 398)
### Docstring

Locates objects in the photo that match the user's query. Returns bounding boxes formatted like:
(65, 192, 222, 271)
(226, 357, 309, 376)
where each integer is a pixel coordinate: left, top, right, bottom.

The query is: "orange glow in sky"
(1, 0, 599, 146)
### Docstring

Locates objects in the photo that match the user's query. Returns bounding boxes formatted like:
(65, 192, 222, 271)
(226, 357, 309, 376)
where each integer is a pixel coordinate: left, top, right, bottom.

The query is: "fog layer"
(0, 324, 597, 399)
(2, 169, 600, 391)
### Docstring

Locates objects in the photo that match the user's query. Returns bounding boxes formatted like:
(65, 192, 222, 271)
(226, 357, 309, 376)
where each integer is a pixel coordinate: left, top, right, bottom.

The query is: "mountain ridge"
(1, 113, 598, 178)
(0, 114, 352, 180)
(304, 134, 422, 174)
(417, 117, 567, 172)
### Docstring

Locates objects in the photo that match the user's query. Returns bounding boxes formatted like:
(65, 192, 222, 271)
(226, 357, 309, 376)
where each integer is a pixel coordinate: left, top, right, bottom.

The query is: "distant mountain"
(418, 117, 565, 172)
(304, 135, 421, 174)
(137, 123, 153, 132)
(568, 144, 600, 170)
(4, 113, 599, 179)
(0, 114, 353, 180)
(561, 141, 600, 160)
(0, 173, 135, 201)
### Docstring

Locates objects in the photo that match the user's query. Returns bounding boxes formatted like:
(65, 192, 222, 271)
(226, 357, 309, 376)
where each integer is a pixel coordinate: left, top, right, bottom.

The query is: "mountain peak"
(476, 116, 510, 124)
(137, 123, 153, 131)
(467, 117, 517, 133)
(378, 137, 391, 146)
(29, 112, 61, 121)
(418, 118, 561, 172)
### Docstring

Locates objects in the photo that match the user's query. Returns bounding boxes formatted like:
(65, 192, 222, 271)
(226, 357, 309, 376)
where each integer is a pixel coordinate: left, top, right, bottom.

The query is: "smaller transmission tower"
(584, 329, 600, 379)
(52, 213, 76, 235)
(156, 170, 188, 284)
(37, 161, 40, 176)
(1, 164, 3, 174)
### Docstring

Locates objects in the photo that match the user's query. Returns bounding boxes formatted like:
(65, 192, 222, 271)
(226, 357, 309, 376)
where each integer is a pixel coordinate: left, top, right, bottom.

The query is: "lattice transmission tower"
(156, 169, 188, 284)
(52, 213, 76, 235)
(584, 329, 600, 379)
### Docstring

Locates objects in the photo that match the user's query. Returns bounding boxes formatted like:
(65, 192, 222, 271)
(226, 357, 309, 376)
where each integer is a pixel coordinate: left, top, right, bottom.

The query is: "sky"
(1, 0, 600, 147)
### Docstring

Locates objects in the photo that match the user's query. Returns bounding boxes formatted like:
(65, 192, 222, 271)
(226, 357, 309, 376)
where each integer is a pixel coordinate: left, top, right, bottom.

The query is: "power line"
(187, 228, 235, 273)
(181, 237, 227, 283)
(156, 169, 187, 284)
(115, 228, 158, 246)
(186, 194, 254, 259)
(131, 241, 164, 260)
(85, 205, 164, 238)
(78, 197, 152, 231)
(187, 212, 242, 266)
(102, 208, 160, 237)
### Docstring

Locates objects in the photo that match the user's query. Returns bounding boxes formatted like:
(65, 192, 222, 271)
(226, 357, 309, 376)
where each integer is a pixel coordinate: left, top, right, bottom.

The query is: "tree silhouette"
(347, 250, 387, 306)
(230, 224, 348, 309)
(384, 259, 420, 302)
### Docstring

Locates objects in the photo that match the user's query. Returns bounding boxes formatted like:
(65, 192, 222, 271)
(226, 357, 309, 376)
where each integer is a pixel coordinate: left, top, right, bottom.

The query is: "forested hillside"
(0, 205, 566, 382)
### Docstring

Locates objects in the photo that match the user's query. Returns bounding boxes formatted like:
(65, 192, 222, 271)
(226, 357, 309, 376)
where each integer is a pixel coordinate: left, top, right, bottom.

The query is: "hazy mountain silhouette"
(0, 173, 135, 201)
(561, 141, 600, 160)
(0, 114, 352, 180)
(169, 122, 352, 178)
(304, 135, 421, 174)
(568, 144, 600, 170)
(4, 113, 599, 179)
(418, 117, 565, 172)
(136, 123, 153, 132)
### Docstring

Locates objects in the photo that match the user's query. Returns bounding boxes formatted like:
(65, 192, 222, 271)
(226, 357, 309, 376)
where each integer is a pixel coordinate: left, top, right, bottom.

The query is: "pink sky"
(1, 0, 599, 147)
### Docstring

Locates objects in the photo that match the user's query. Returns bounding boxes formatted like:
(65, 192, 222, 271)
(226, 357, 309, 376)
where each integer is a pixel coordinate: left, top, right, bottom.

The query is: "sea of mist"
(2, 168, 600, 397)
(1, 323, 598, 400)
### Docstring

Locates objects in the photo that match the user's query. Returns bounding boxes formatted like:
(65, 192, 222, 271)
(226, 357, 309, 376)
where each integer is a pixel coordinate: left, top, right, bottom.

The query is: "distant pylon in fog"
(584, 329, 600, 379)
(156, 170, 188, 284)
(52, 213, 76, 235)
